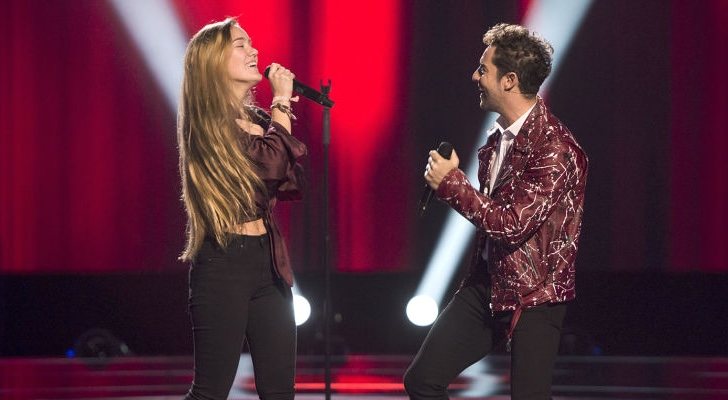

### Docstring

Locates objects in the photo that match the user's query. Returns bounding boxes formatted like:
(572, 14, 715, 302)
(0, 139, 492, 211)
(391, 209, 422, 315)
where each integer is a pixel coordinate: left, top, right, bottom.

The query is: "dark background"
(2, 1, 727, 357)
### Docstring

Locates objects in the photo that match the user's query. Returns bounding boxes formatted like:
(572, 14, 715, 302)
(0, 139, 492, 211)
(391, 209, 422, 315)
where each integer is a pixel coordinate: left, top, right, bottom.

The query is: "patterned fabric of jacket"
(435, 97, 588, 312)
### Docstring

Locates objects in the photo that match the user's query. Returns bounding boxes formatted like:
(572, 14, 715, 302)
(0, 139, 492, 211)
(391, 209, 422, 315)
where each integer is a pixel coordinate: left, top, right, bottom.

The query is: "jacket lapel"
(478, 129, 500, 193)
(490, 97, 546, 194)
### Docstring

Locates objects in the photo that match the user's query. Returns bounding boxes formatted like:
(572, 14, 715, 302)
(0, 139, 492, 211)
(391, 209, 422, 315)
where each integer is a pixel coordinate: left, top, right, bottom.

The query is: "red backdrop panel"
(670, 0, 728, 272)
(308, 0, 410, 271)
(0, 0, 411, 273)
(1, 1, 181, 273)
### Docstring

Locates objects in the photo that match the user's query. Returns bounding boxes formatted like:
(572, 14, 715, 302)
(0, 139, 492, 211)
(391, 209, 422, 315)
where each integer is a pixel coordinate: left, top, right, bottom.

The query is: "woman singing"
(177, 17, 305, 400)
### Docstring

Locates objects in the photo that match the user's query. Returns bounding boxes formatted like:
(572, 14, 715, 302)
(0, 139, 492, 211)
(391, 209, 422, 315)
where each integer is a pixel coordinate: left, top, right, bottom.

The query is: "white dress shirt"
(487, 102, 537, 195)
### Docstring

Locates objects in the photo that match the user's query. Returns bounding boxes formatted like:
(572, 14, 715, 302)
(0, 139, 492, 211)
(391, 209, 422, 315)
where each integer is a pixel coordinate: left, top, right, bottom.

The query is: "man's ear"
(502, 72, 519, 91)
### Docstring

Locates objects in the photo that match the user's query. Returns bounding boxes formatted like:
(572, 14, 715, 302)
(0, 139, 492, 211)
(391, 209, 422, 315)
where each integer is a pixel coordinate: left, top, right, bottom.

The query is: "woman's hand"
(266, 63, 295, 99)
(267, 63, 296, 134)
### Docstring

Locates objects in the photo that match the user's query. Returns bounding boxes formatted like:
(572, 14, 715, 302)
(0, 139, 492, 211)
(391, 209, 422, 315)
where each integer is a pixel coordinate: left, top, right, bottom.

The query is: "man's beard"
(479, 92, 491, 111)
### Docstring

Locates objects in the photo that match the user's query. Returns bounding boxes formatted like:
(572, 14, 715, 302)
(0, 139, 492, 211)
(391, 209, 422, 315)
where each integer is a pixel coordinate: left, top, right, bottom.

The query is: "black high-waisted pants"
(185, 234, 296, 400)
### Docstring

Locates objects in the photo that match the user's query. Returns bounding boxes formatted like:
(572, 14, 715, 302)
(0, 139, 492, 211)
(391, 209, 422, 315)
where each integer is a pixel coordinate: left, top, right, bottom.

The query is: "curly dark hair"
(483, 23, 554, 96)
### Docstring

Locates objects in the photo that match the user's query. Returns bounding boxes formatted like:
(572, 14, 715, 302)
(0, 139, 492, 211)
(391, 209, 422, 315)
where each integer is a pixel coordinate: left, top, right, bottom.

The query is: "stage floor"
(1, 354, 727, 399)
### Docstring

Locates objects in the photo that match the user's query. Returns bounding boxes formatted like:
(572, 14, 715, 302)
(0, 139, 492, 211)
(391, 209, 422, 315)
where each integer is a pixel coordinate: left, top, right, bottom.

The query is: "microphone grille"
(437, 142, 453, 159)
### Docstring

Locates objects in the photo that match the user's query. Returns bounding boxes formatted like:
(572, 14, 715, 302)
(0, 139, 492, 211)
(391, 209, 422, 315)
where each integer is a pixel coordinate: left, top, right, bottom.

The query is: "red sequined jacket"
(435, 97, 588, 313)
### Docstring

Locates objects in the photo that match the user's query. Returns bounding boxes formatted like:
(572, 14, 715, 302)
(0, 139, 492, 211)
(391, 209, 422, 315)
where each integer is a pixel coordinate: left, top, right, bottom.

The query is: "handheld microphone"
(418, 141, 453, 217)
(264, 66, 335, 108)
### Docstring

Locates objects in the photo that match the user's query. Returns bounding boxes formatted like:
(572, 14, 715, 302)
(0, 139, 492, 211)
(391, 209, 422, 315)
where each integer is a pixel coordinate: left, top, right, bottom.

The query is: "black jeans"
(185, 234, 296, 400)
(404, 282, 566, 400)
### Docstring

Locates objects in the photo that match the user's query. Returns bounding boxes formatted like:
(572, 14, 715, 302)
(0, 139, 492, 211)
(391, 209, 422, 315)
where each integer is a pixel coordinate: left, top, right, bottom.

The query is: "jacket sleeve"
(246, 121, 307, 201)
(435, 139, 582, 246)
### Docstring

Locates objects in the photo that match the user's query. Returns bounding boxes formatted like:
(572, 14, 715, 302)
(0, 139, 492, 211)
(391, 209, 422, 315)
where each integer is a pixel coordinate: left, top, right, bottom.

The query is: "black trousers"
(404, 282, 566, 400)
(185, 234, 296, 400)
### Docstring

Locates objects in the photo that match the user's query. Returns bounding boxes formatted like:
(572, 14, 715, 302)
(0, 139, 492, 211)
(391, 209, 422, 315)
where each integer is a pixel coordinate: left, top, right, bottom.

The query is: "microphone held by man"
(418, 141, 454, 216)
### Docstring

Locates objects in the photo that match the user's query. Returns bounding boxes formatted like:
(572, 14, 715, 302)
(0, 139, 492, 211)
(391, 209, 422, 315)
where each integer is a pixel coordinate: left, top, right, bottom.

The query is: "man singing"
(405, 23, 588, 400)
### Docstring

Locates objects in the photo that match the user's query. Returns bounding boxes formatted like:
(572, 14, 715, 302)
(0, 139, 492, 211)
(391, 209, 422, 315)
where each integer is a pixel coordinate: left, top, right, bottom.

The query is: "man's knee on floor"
(403, 367, 446, 397)
(185, 386, 225, 400)
(258, 392, 294, 400)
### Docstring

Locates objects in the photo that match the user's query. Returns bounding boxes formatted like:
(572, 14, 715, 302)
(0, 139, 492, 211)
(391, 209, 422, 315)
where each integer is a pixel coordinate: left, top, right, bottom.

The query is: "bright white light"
(459, 359, 500, 397)
(293, 294, 311, 326)
(406, 295, 439, 326)
(108, 0, 187, 109)
(415, 217, 475, 305)
(411, 0, 595, 310)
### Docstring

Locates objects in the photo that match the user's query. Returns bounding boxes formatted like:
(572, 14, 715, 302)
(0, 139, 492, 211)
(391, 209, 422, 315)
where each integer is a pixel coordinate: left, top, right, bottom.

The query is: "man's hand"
(424, 148, 459, 190)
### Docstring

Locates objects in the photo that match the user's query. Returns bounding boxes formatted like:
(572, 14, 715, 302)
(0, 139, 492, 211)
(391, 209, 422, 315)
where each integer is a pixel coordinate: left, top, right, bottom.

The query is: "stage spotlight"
(72, 328, 131, 359)
(406, 295, 438, 326)
(293, 294, 311, 326)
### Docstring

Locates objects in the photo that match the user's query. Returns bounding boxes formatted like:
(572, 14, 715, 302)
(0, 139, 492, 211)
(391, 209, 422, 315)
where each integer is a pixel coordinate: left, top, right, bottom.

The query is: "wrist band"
(271, 102, 297, 120)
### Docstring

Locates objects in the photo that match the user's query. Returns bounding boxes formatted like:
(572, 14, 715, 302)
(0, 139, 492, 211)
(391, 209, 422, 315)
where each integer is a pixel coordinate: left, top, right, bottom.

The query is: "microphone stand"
(319, 80, 333, 400)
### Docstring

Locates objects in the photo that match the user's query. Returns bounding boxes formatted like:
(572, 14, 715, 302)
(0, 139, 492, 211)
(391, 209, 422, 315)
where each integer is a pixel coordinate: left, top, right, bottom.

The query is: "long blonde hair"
(177, 17, 263, 261)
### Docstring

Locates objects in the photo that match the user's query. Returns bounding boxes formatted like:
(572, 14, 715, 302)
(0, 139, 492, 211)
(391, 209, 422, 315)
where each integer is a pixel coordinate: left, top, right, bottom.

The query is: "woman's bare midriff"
(229, 218, 267, 236)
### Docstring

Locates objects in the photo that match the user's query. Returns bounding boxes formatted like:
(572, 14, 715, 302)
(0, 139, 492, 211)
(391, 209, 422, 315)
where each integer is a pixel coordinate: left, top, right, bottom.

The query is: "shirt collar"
(493, 102, 537, 139)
